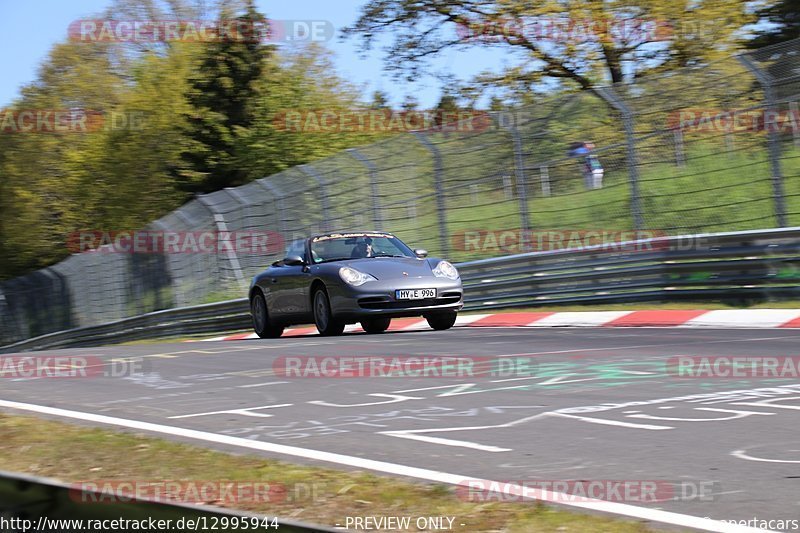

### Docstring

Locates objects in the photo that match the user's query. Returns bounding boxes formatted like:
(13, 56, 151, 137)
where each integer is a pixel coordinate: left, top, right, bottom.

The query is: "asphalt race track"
(2, 326, 800, 532)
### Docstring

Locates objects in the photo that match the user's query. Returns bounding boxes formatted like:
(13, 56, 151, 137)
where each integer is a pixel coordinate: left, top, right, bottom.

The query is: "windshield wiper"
(371, 253, 409, 258)
(317, 257, 352, 263)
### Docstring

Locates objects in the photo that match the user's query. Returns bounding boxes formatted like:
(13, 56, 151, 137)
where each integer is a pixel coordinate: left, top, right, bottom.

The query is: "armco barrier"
(0, 470, 339, 532)
(1, 227, 799, 353)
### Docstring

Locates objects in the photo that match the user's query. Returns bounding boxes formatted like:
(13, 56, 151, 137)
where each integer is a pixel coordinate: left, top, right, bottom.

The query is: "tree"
(401, 94, 419, 111)
(488, 95, 505, 112)
(344, 0, 753, 90)
(178, 0, 272, 193)
(238, 44, 377, 176)
(433, 90, 460, 128)
(748, 0, 800, 48)
(0, 2, 404, 280)
(370, 89, 391, 109)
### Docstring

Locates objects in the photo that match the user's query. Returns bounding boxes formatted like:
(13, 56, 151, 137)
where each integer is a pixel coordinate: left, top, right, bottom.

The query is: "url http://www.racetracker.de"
(0, 516, 281, 532)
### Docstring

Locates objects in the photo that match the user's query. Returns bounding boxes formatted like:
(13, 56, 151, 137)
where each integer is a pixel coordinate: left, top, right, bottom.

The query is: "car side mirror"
(283, 255, 305, 266)
(414, 249, 428, 258)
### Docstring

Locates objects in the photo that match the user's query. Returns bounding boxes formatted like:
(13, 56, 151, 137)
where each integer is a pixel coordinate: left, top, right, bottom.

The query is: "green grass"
(393, 140, 800, 264)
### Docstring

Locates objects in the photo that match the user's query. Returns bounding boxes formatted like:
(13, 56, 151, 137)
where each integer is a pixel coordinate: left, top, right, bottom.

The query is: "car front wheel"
(426, 311, 457, 331)
(252, 293, 284, 338)
(313, 288, 345, 336)
(361, 317, 391, 334)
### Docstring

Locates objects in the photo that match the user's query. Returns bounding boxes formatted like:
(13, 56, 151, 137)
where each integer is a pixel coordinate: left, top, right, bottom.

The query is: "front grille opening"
(358, 296, 390, 305)
(359, 296, 461, 309)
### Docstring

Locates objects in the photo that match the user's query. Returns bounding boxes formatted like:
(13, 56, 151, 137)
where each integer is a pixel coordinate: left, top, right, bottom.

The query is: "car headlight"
(432, 260, 459, 280)
(339, 266, 377, 286)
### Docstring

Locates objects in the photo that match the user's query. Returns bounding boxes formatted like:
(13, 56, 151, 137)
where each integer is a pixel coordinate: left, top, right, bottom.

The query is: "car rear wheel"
(313, 288, 345, 336)
(426, 311, 457, 331)
(252, 293, 284, 338)
(361, 317, 391, 334)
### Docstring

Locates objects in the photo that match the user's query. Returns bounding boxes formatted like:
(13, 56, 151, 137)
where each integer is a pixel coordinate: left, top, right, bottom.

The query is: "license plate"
(396, 288, 436, 300)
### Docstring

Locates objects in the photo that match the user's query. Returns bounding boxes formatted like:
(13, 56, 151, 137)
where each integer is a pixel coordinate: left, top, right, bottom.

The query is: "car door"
(270, 240, 312, 320)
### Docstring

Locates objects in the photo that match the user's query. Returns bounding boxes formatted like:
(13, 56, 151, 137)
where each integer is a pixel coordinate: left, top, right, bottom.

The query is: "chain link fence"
(2, 38, 800, 345)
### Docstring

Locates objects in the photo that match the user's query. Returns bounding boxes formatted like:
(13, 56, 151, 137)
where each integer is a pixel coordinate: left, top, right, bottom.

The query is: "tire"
(426, 311, 457, 331)
(313, 288, 345, 336)
(361, 317, 391, 334)
(251, 292, 284, 338)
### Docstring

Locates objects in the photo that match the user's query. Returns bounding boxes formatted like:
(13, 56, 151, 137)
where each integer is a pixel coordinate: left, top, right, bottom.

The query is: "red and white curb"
(197, 309, 800, 341)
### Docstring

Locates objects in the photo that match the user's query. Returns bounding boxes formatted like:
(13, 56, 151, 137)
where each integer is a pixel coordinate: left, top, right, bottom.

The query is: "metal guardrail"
(1, 227, 799, 353)
(0, 470, 340, 532)
(460, 226, 800, 309)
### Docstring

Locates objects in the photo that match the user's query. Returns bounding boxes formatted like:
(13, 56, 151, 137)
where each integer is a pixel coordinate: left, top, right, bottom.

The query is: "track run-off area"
(2, 325, 800, 532)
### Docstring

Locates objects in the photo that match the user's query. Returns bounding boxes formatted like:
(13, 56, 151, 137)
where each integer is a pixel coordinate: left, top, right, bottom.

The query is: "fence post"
(596, 87, 644, 231)
(495, 117, 532, 250)
(539, 165, 551, 197)
(412, 132, 449, 256)
(791, 102, 800, 149)
(298, 165, 332, 232)
(196, 194, 248, 292)
(347, 148, 383, 230)
(0, 285, 20, 345)
(674, 129, 686, 168)
(147, 219, 178, 310)
(739, 53, 788, 227)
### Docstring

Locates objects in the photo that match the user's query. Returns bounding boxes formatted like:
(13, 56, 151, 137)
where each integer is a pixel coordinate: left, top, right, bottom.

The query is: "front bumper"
(329, 277, 463, 322)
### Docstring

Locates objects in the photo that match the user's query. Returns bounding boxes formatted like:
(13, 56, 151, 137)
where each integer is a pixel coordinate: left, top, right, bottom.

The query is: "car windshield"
(310, 233, 415, 263)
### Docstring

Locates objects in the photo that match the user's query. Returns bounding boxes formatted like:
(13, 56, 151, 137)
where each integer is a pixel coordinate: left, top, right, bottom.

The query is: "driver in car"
(350, 236, 373, 258)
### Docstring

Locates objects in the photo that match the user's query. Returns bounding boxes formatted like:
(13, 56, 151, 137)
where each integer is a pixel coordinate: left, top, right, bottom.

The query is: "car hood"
(342, 257, 436, 280)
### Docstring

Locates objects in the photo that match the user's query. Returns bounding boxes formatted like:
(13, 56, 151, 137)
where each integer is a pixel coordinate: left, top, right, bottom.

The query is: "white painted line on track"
(454, 314, 491, 326)
(237, 381, 290, 388)
(528, 311, 633, 327)
(381, 433, 511, 453)
(0, 399, 773, 533)
(681, 309, 800, 328)
(168, 403, 292, 419)
(731, 450, 800, 464)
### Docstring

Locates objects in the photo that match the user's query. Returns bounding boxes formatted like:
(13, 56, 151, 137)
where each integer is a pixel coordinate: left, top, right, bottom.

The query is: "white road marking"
(681, 309, 800, 328)
(732, 450, 800, 464)
(237, 381, 290, 388)
(168, 403, 292, 419)
(308, 393, 422, 408)
(454, 314, 491, 326)
(381, 433, 511, 452)
(399, 320, 429, 330)
(380, 413, 551, 451)
(548, 412, 673, 430)
(0, 399, 773, 532)
(627, 408, 774, 423)
(528, 311, 633, 327)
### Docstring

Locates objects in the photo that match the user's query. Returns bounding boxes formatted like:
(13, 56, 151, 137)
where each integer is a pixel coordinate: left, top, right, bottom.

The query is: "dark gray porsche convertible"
(248, 231, 463, 337)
